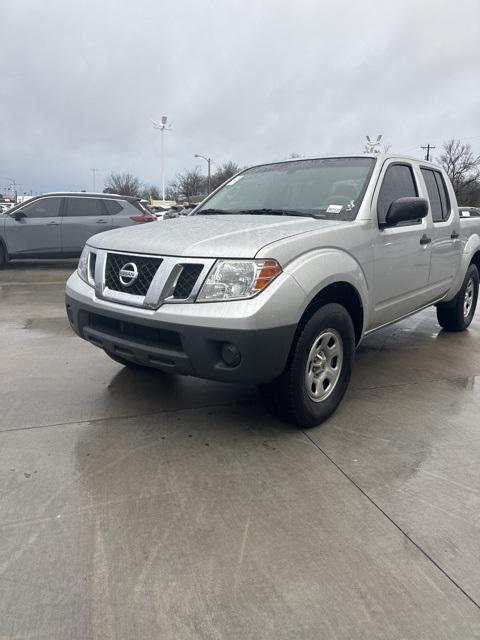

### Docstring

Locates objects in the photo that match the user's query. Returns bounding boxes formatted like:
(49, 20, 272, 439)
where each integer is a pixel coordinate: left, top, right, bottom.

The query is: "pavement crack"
(0, 400, 253, 436)
(302, 430, 480, 612)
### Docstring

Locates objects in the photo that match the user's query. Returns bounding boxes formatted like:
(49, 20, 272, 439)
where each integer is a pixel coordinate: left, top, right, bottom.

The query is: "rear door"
(61, 197, 112, 255)
(420, 167, 462, 297)
(5, 196, 63, 257)
(371, 162, 433, 328)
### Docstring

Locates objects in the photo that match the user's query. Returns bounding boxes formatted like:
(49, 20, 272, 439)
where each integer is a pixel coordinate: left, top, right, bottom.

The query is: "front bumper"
(65, 278, 298, 384)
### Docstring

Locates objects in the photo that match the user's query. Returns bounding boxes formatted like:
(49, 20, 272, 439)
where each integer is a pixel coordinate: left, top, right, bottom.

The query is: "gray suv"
(0, 192, 156, 266)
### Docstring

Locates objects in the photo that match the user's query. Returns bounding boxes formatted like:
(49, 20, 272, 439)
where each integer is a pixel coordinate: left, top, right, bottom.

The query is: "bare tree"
(171, 167, 207, 200)
(210, 161, 242, 191)
(104, 172, 142, 197)
(142, 184, 160, 200)
(439, 139, 480, 204)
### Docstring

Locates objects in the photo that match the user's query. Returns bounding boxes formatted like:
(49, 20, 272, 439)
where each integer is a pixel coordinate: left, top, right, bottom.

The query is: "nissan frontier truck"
(65, 155, 480, 427)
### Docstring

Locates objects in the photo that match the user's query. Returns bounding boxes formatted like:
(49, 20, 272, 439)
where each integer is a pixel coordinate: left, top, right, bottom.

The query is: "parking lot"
(1, 261, 479, 639)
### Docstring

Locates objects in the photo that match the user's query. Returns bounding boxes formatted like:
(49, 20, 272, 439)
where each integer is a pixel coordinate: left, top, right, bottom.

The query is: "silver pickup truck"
(66, 155, 480, 427)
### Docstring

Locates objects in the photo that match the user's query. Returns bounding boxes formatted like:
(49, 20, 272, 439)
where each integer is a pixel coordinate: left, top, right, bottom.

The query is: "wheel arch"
(470, 248, 480, 273)
(296, 281, 364, 346)
(0, 234, 8, 263)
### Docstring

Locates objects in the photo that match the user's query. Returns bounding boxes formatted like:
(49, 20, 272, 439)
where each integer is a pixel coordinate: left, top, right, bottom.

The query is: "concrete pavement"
(1, 261, 480, 639)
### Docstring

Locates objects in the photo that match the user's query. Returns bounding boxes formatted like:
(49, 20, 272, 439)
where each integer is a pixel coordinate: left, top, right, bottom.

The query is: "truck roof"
(249, 154, 442, 170)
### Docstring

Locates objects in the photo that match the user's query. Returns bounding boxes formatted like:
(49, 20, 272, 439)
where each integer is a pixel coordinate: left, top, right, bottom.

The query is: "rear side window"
(20, 197, 62, 218)
(434, 172, 450, 220)
(121, 201, 145, 216)
(65, 197, 104, 217)
(421, 169, 450, 222)
(377, 164, 418, 225)
(103, 200, 123, 215)
(421, 169, 443, 222)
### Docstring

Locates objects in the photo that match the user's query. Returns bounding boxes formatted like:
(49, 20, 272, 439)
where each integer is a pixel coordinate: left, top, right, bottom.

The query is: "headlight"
(197, 259, 282, 301)
(77, 246, 93, 286)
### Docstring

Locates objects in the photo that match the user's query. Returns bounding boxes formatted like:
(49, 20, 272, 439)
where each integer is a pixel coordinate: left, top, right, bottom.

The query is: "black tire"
(436, 264, 479, 331)
(104, 350, 152, 370)
(0, 244, 6, 268)
(260, 303, 355, 428)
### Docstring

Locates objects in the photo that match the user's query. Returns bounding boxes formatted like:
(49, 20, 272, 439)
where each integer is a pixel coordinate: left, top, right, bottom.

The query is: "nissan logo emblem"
(119, 262, 139, 287)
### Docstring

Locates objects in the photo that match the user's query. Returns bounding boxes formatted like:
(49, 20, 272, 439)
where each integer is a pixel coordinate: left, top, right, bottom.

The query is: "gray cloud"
(1, 0, 480, 194)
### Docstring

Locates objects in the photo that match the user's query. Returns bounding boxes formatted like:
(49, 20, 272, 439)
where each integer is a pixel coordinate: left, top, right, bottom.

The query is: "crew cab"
(65, 155, 480, 427)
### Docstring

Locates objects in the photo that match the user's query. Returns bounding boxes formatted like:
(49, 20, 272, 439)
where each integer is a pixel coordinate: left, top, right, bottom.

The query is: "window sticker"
(326, 204, 343, 214)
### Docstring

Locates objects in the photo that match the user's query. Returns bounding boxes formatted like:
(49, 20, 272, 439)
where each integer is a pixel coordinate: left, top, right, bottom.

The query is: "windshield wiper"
(239, 208, 323, 218)
(196, 207, 324, 218)
(196, 208, 233, 215)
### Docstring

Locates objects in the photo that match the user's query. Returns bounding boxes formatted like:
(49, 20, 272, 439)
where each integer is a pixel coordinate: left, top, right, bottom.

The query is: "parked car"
(66, 155, 480, 427)
(0, 202, 15, 213)
(459, 206, 480, 217)
(0, 192, 156, 265)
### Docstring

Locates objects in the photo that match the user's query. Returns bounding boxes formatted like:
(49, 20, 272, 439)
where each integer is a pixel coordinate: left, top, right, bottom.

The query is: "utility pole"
(421, 144, 435, 161)
(152, 116, 172, 202)
(194, 154, 213, 193)
(91, 168, 98, 192)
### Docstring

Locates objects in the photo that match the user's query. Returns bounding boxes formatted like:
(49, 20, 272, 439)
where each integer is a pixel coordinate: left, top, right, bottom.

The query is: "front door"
(62, 197, 112, 255)
(371, 162, 433, 329)
(5, 196, 63, 256)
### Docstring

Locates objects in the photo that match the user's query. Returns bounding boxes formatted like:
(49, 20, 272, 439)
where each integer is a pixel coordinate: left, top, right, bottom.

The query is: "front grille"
(105, 253, 162, 297)
(88, 313, 182, 350)
(173, 264, 204, 299)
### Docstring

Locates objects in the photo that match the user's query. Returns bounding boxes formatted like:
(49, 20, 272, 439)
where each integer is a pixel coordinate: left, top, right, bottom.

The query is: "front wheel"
(0, 244, 6, 268)
(260, 303, 355, 428)
(436, 264, 479, 331)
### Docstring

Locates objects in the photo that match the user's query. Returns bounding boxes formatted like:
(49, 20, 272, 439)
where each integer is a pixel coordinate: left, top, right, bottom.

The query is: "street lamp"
(152, 116, 172, 202)
(4, 177, 19, 202)
(194, 154, 213, 194)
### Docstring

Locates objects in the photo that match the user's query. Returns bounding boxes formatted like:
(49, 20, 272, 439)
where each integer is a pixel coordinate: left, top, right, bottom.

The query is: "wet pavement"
(1, 260, 480, 639)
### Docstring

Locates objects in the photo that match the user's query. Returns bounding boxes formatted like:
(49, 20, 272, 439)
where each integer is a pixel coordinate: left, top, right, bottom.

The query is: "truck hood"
(88, 214, 344, 258)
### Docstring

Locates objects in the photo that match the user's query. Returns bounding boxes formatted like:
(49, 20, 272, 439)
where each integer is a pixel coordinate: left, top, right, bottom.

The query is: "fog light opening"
(221, 343, 241, 367)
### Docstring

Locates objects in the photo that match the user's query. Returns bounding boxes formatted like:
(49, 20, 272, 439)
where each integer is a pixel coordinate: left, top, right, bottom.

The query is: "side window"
(65, 197, 104, 217)
(121, 201, 144, 216)
(433, 171, 450, 220)
(421, 169, 443, 223)
(377, 164, 418, 225)
(20, 197, 62, 218)
(103, 200, 123, 215)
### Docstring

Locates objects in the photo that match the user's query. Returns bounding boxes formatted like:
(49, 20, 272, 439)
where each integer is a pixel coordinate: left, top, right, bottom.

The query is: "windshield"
(196, 157, 375, 220)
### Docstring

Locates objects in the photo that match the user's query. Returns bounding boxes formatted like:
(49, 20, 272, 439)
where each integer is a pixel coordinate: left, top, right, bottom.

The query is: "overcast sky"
(1, 0, 480, 195)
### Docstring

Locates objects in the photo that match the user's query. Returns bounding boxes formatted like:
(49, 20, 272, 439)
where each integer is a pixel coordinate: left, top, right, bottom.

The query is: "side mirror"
(11, 209, 26, 221)
(383, 197, 428, 227)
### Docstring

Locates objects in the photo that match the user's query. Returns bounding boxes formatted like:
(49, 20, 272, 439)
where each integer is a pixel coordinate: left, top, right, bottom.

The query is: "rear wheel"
(0, 244, 6, 268)
(260, 303, 355, 428)
(436, 264, 479, 331)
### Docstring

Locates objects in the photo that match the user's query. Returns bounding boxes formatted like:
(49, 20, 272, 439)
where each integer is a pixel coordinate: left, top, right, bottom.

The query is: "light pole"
(153, 116, 172, 202)
(5, 177, 19, 202)
(91, 168, 98, 192)
(194, 154, 212, 194)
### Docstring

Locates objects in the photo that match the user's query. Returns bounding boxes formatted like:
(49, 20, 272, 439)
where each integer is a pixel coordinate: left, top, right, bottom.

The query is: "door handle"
(96, 219, 108, 224)
(420, 234, 432, 245)
(47, 221, 60, 226)
(451, 230, 459, 239)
